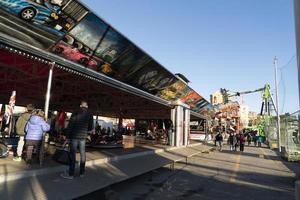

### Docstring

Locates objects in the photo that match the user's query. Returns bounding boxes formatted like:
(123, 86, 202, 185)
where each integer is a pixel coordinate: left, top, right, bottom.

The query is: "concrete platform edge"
(0, 143, 204, 184)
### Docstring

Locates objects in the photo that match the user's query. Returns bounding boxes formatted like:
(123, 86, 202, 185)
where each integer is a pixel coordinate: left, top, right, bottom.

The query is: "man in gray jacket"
(13, 104, 34, 161)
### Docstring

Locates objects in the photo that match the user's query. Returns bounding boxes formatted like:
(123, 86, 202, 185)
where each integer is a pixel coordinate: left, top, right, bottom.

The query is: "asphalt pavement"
(79, 144, 300, 200)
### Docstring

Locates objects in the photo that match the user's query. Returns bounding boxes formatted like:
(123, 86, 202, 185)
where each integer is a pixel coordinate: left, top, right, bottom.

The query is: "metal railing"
(266, 110, 300, 161)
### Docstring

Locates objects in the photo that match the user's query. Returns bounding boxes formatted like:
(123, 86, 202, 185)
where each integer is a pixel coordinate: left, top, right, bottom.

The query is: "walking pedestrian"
(258, 135, 262, 147)
(228, 133, 234, 151)
(61, 101, 94, 180)
(13, 104, 34, 161)
(214, 126, 220, 147)
(240, 134, 245, 152)
(253, 131, 258, 146)
(216, 132, 223, 151)
(234, 133, 239, 151)
(246, 133, 252, 146)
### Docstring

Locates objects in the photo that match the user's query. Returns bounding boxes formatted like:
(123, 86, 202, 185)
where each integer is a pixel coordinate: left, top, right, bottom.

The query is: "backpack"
(52, 141, 70, 165)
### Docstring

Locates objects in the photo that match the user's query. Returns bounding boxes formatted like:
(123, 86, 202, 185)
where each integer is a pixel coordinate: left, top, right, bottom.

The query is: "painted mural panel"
(0, 0, 88, 49)
(180, 91, 202, 109)
(110, 47, 152, 80)
(127, 60, 176, 95)
(69, 13, 107, 50)
(51, 13, 108, 70)
(158, 80, 189, 101)
(95, 28, 131, 64)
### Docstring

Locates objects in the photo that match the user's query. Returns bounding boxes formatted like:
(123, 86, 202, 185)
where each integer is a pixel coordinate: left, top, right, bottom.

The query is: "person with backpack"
(13, 104, 34, 162)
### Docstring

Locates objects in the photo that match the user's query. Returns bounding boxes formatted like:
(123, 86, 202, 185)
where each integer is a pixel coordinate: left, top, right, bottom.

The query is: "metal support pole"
(171, 107, 176, 146)
(184, 108, 190, 146)
(44, 62, 54, 120)
(293, 0, 300, 146)
(40, 62, 54, 166)
(270, 95, 278, 115)
(294, 0, 300, 110)
(274, 57, 281, 152)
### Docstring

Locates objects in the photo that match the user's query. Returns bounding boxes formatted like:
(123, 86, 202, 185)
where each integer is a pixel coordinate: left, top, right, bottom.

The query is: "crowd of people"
(0, 101, 95, 180)
(214, 126, 263, 152)
(1, 101, 175, 179)
(88, 123, 123, 146)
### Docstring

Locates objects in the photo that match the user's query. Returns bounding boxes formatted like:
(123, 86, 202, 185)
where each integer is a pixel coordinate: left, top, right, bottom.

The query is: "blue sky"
(82, 0, 298, 114)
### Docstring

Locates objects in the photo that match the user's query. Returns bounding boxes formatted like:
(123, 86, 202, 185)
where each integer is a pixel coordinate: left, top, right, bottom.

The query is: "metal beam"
(0, 34, 171, 108)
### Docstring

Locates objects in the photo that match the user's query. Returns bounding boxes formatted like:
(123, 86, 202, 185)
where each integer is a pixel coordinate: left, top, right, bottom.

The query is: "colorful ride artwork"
(0, 0, 88, 37)
(0, 0, 213, 115)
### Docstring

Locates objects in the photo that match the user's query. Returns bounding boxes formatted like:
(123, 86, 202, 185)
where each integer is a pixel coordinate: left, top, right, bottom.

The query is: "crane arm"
(220, 84, 271, 104)
(229, 87, 265, 97)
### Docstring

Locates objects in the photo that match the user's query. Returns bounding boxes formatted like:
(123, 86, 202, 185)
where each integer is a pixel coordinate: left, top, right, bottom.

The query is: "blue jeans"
(69, 139, 86, 176)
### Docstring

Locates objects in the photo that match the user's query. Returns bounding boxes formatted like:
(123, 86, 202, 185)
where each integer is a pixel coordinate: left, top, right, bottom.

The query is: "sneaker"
(79, 174, 84, 178)
(13, 156, 22, 162)
(60, 173, 74, 180)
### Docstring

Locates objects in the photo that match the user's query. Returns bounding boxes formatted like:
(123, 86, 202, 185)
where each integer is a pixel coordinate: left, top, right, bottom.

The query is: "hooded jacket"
(25, 115, 50, 141)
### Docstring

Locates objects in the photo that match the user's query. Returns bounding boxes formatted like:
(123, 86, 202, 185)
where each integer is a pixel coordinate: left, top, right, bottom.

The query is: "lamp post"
(294, 0, 300, 110)
(274, 57, 281, 152)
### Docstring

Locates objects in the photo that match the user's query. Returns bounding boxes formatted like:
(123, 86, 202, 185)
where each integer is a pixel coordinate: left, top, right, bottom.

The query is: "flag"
(5, 91, 16, 125)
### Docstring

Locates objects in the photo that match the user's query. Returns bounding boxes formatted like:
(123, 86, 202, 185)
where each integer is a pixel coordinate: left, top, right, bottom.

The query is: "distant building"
(210, 91, 224, 105)
(248, 111, 258, 127)
(239, 105, 249, 128)
(213, 101, 240, 132)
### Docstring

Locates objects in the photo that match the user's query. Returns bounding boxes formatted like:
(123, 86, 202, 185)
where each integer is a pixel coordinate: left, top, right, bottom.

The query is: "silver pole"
(274, 57, 281, 152)
(44, 62, 55, 120)
(293, 0, 300, 142)
(294, 0, 300, 110)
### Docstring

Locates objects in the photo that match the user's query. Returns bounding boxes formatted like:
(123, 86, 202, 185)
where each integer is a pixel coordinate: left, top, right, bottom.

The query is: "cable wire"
(279, 55, 296, 70)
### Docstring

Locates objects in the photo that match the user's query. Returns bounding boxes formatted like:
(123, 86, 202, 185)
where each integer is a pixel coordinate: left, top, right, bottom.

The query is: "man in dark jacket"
(61, 101, 94, 179)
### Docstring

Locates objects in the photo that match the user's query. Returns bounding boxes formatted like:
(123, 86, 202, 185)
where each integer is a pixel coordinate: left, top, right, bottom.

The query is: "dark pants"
(69, 139, 86, 176)
(25, 140, 41, 163)
(217, 140, 222, 150)
(254, 140, 257, 146)
(240, 143, 244, 152)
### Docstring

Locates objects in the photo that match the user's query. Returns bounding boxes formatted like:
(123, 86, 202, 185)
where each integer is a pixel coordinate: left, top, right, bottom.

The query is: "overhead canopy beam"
(0, 46, 171, 119)
(0, 35, 171, 108)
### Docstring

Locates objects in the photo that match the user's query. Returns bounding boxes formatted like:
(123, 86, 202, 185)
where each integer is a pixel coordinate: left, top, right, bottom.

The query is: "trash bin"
(122, 135, 135, 149)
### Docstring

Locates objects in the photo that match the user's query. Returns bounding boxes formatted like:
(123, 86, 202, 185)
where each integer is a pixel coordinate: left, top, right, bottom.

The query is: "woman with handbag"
(25, 110, 50, 164)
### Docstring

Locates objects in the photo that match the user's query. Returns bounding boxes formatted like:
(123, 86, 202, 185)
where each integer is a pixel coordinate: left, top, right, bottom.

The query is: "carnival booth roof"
(0, 0, 212, 119)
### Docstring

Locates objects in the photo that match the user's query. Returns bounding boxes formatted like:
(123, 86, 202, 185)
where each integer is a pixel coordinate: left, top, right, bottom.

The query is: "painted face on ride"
(51, 0, 63, 6)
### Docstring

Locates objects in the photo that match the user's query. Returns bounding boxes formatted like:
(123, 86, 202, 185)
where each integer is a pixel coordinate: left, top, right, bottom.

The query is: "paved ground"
(0, 142, 168, 176)
(0, 142, 211, 200)
(79, 144, 300, 200)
